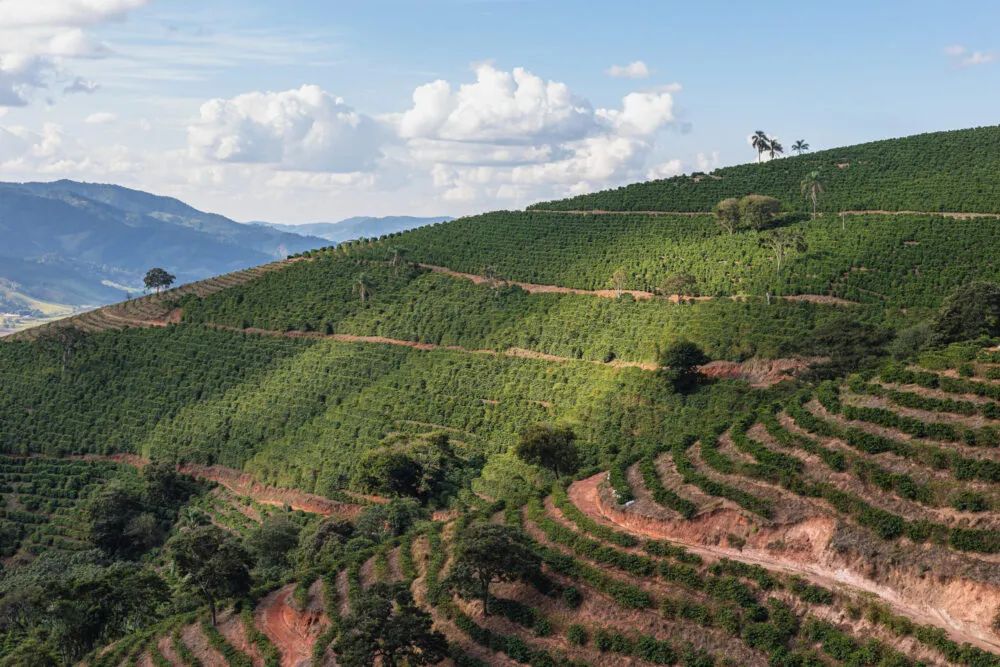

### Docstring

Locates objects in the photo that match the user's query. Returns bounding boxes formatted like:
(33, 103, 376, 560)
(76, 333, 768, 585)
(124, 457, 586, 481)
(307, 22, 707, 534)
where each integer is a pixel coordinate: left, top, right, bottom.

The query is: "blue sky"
(0, 0, 997, 222)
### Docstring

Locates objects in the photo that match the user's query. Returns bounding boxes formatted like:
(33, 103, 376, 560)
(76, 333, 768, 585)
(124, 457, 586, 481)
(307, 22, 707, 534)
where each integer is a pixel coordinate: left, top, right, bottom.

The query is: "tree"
(334, 583, 447, 667)
(143, 268, 175, 294)
(791, 139, 810, 155)
(167, 526, 252, 624)
(750, 130, 771, 163)
(759, 229, 807, 273)
(446, 522, 540, 615)
(768, 138, 784, 160)
(738, 195, 782, 230)
(514, 424, 579, 477)
(354, 434, 460, 503)
(800, 171, 824, 219)
(932, 282, 1000, 344)
(609, 267, 627, 297)
(247, 515, 301, 571)
(658, 340, 710, 393)
(37, 326, 87, 378)
(713, 198, 741, 235)
(83, 481, 160, 559)
(353, 273, 374, 305)
(657, 273, 698, 297)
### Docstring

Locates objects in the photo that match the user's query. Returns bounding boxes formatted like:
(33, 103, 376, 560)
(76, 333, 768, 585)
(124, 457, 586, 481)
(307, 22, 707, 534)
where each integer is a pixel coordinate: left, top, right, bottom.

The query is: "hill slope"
(0, 126, 999, 665)
(0, 180, 328, 312)
(530, 125, 1000, 213)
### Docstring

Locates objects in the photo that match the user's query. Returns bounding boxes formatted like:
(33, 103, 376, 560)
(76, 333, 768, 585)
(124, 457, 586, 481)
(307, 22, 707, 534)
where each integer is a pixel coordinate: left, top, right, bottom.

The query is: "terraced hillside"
(1, 126, 999, 665)
(529, 125, 1000, 213)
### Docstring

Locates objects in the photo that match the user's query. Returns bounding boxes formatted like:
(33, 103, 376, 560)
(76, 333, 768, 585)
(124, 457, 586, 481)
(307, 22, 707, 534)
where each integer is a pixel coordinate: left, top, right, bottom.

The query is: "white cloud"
(695, 151, 720, 172)
(398, 64, 596, 145)
(606, 60, 650, 79)
(646, 159, 682, 180)
(395, 64, 681, 205)
(85, 111, 117, 124)
(187, 84, 386, 172)
(944, 44, 995, 67)
(0, 0, 150, 106)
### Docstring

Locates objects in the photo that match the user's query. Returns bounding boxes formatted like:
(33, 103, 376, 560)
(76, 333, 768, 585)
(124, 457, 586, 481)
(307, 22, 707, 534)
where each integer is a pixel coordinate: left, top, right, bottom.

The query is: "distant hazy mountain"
(257, 215, 452, 244)
(0, 180, 328, 313)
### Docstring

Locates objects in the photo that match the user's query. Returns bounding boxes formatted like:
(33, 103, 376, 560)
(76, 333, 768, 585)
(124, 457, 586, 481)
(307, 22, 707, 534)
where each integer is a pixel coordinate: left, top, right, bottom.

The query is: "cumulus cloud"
(394, 64, 682, 205)
(606, 60, 650, 79)
(187, 84, 386, 172)
(944, 44, 995, 67)
(85, 111, 117, 124)
(0, 0, 149, 106)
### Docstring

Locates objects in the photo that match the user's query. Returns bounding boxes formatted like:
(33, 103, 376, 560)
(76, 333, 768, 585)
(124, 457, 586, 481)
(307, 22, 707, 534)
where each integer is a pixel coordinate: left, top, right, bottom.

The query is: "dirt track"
(568, 473, 1000, 653)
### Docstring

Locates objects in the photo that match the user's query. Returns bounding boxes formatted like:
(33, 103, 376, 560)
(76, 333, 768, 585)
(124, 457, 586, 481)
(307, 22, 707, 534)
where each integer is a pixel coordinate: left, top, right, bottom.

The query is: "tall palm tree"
(768, 138, 784, 160)
(750, 130, 771, 163)
(353, 273, 374, 305)
(800, 171, 824, 219)
(791, 139, 809, 155)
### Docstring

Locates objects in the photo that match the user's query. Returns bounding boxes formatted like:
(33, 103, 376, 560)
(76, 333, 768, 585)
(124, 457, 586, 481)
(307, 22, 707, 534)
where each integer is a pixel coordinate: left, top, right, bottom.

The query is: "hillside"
(0, 127, 999, 666)
(529, 125, 1000, 213)
(0, 180, 328, 323)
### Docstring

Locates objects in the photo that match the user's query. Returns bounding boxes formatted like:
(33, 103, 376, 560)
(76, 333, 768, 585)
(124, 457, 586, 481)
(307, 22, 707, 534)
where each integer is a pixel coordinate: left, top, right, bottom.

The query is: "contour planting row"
(180, 255, 849, 362)
(347, 210, 1000, 307)
(555, 477, 1000, 667)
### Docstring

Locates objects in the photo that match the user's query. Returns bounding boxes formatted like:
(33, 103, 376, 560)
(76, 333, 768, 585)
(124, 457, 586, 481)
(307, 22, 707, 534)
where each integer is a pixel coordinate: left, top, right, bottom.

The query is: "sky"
(0, 0, 998, 223)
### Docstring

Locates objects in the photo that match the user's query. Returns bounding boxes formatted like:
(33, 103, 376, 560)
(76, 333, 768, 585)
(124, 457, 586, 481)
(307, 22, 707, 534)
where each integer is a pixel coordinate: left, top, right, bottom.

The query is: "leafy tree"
(143, 267, 175, 294)
(446, 522, 541, 615)
(759, 229, 807, 273)
(750, 130, 771, 163)
(658, 340, 710, 393)
(800, 171, 824, 219)
(932, 282, 1000, 344)
(334, 582, 446, 667)
(247, 515, 301, 571)
(791, 139, 810, 155)
(657, 272, 698, 297)
(167, 525, 252, 624)
(713, 198, 741, 235)
(738, 195, 782, 230)
(354, 434, 461, 502)
(83, 481, 160, 559)
(354, 498, 426, 544)
(514, 424, 579, 477)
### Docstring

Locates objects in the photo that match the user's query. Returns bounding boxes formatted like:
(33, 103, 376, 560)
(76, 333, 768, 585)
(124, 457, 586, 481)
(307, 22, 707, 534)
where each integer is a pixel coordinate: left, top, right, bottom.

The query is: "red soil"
(569, 472, 1000, 653)
(255, 585, 324, 667)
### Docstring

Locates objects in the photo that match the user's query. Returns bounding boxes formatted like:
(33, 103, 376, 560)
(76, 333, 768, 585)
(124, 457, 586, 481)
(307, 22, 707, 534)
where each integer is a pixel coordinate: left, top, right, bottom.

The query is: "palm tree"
(353, 273, 374, 305)
(750, 130, 771, 163)
(791, 139, 809, 155)
(800, 171, 824, 219)
(768, 138, 784, 160)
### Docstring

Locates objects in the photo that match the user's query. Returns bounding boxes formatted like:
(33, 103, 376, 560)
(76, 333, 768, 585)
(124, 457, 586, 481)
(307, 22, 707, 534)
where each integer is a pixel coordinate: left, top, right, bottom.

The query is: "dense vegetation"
(1, 125, 1000, 665)
(529, 125, 1000, 213)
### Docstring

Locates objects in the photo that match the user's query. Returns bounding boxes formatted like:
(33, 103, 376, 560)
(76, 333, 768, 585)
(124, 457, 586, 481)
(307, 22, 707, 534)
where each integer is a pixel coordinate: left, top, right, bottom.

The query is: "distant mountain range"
(254, 215, 452, 244)
(0, 180, 448, 320)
